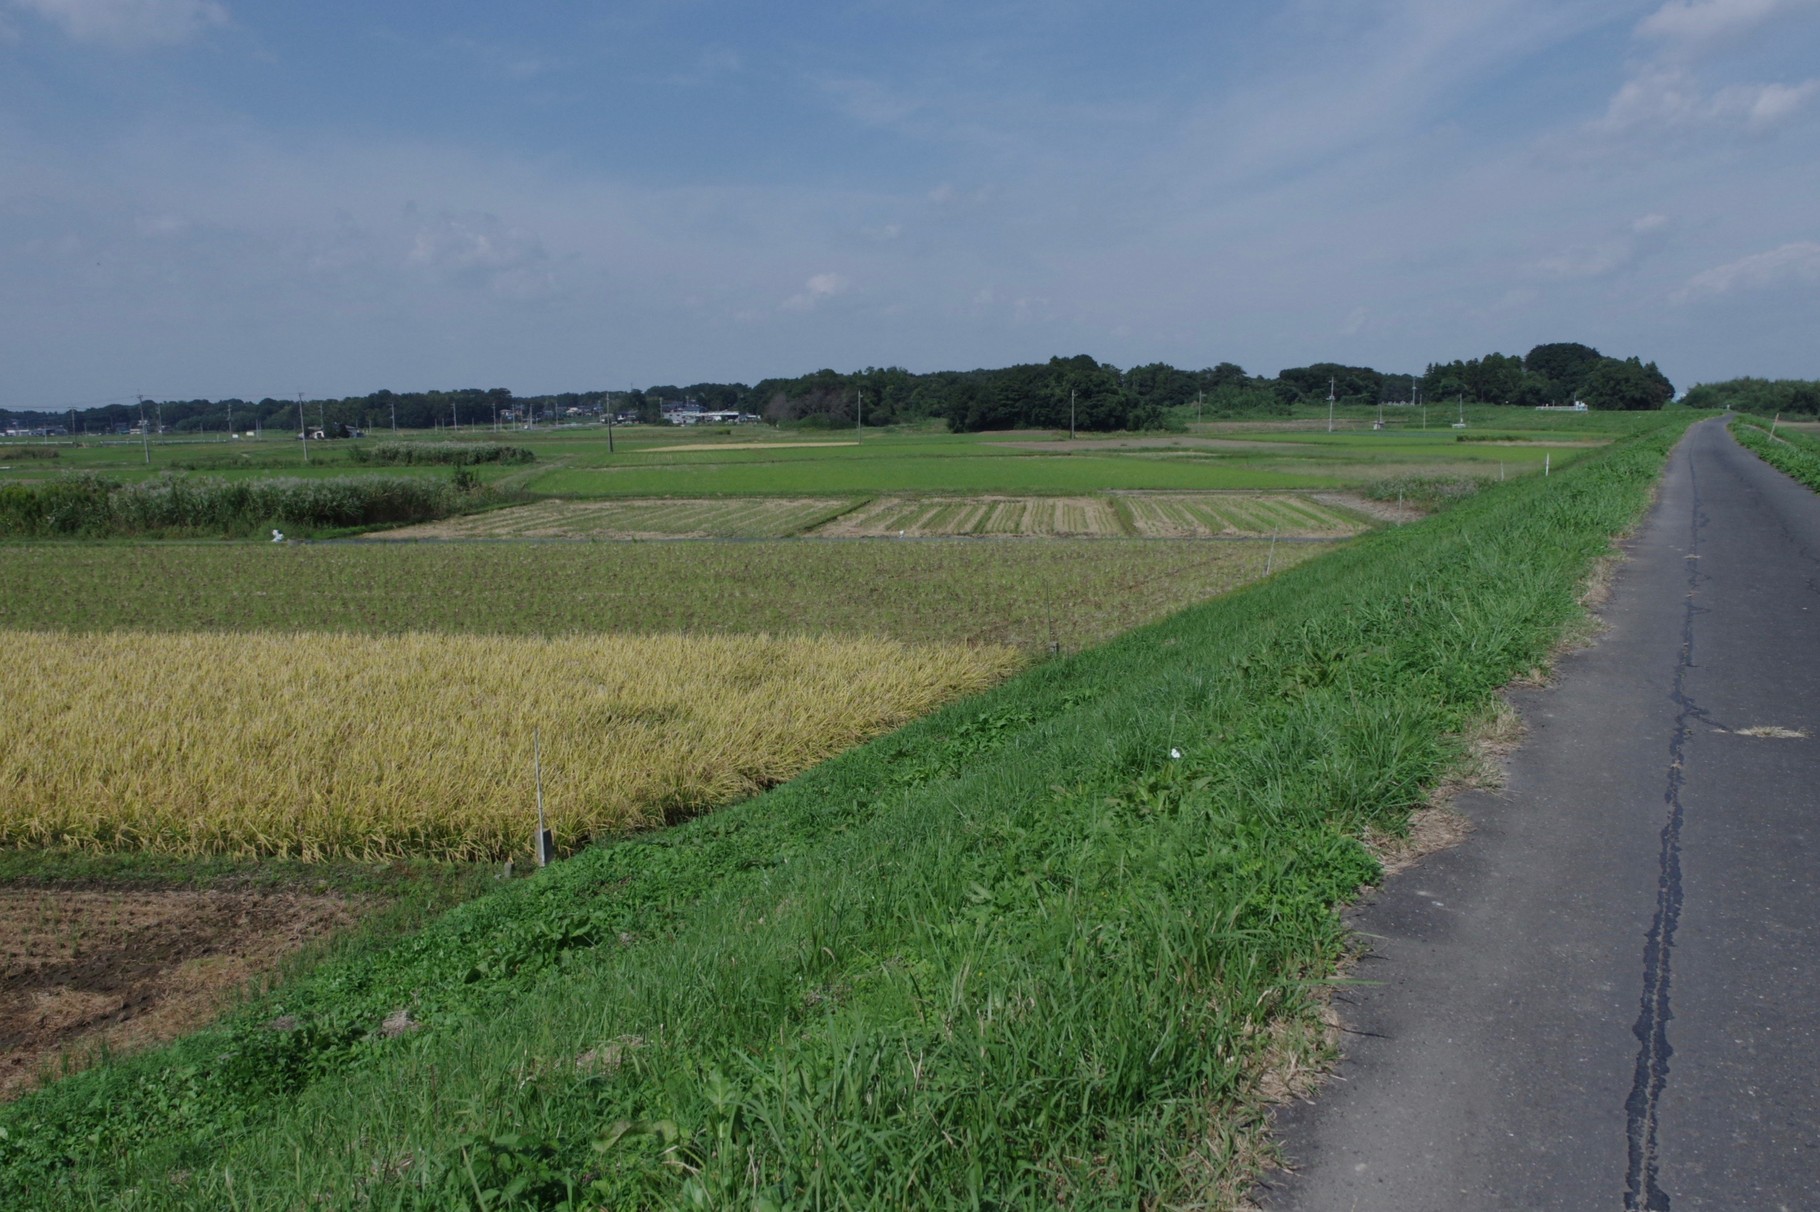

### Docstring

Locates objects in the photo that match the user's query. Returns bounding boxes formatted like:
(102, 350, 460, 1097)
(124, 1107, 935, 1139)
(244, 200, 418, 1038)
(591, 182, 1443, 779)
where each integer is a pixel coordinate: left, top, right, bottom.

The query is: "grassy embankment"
(0, 417, 1691, 1208)
(1731, 414, 1820, 490)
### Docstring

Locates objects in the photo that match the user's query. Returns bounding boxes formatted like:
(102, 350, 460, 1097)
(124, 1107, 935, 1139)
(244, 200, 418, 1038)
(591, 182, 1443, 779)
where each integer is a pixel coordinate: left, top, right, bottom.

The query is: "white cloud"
(1535, 214, 1675, 280)
(783, 271, 850, 311)
(1636, 0, 1814, 50)
(1711, 79, 1820, 127)
(404, 209, 556, 299)
(9, 0, 227, 48)
(1676, 241, 1820, 299)
(1593, 64, 1818, 133)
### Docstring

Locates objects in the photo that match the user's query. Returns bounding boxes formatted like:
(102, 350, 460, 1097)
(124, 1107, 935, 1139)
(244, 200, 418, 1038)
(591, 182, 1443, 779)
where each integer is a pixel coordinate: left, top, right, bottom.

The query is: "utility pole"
(605, 392, 615, 454)
(226, 400, 233, 440)
(390, 396, 398, 435)
(138, 395, 149, 464)
(298, 393, 309, 463)
(1197, 389, 1203, 423)
(1327, 377, 1336, 433)
(856, 389, 863, 435)
(1070, 388, 1076, 439)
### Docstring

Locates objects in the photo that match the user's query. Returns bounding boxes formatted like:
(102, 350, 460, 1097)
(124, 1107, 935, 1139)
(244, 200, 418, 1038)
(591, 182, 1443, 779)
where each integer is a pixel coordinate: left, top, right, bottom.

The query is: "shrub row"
(0, 473, 485, 538)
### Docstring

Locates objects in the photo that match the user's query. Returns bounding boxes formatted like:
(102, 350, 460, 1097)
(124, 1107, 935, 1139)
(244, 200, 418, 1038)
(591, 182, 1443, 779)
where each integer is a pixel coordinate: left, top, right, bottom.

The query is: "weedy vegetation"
(0, 417, 1694, 1208)
(0, 473, 499, 539)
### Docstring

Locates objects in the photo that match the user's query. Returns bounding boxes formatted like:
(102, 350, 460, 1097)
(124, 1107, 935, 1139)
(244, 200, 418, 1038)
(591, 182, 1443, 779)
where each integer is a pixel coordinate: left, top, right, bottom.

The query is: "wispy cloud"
(8, 0, 227, 48)
(1535, 214, 1675, 280)
(1675, 241, 1820, 300)
(783, 272, 850, 312)
(1636, 0, 1817, 52)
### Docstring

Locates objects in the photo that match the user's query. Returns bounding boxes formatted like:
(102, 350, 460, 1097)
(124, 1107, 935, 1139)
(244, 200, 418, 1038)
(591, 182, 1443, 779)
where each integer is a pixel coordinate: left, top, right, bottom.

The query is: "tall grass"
(0, 631, 1020, 861)
(0, 419, 1691, 1209)
(0, 473, 486, 538)
(350, 441, 535, 466)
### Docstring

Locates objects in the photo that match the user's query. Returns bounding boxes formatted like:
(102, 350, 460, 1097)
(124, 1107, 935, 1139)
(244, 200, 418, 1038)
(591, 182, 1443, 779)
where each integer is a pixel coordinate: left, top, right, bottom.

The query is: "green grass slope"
(0, 418, 1691, 1209)
(1731, 414, 1820, 490)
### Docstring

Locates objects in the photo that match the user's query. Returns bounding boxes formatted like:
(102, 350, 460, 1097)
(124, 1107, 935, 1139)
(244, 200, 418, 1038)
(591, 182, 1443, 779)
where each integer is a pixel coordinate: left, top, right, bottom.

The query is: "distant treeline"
(2, 341, 1679, 437)
(1682, 377, 1820, 415)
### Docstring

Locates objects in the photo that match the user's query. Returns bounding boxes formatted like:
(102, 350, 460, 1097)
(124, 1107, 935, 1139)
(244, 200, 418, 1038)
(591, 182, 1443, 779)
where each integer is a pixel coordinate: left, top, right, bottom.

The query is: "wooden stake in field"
(533, 728, 553, 867)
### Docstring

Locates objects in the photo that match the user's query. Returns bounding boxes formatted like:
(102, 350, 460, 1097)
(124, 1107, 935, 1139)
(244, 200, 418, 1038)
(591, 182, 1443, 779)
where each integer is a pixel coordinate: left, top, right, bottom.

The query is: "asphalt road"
(1256, 418, 1820, 1211)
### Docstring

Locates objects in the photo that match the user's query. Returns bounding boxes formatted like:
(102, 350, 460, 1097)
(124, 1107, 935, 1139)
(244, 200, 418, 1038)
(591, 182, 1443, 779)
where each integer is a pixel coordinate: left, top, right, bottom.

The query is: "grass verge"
(1731, 414, 1820, 490)
(0, 418, 1691, 1208)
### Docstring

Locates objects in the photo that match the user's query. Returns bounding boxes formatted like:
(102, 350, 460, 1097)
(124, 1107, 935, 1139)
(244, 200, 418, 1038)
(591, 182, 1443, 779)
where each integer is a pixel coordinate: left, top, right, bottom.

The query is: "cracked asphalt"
(1256, 418, 1820, 1210)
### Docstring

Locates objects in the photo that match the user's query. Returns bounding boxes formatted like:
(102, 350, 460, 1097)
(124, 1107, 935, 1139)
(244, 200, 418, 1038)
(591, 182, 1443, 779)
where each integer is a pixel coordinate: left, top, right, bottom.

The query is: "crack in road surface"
(1623, 458, 1707, 1211)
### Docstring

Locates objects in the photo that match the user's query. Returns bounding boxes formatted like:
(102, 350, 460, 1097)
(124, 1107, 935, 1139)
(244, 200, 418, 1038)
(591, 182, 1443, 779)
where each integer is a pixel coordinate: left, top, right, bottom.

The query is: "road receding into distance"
(1259, 418, 1819, 1210)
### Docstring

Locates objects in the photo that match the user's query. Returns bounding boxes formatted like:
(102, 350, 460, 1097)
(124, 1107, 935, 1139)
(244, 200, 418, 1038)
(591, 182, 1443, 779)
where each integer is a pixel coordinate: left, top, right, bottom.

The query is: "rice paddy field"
(375, 496, 863, 540)
(0, 631, 1020, 861)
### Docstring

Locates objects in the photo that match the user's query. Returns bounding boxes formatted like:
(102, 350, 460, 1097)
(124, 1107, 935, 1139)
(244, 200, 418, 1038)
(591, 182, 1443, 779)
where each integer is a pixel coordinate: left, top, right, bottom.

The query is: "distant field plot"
(1118, 493, 1367, 537)
(531, 453, 1333, 496)
(0, 631, 1022, 861)
(375, 497, 859, 540)
(813, 492, 1367, 537)
(819, 496, 1122, 536)
(0, 540, 1327, 650)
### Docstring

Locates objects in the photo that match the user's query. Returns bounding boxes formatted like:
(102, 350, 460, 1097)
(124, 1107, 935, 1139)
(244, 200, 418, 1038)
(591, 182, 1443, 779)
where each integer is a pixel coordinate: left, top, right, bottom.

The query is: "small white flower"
(1169, 748, 1182, 759)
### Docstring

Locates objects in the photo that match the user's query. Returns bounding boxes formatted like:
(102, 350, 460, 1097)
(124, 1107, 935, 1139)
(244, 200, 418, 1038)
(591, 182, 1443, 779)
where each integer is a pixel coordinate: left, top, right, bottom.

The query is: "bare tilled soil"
(0, 888, 354, 1099)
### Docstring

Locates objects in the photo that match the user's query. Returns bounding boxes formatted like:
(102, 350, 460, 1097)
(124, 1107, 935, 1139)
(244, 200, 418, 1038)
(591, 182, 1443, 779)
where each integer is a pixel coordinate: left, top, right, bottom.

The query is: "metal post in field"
(298, 395, 309, 463)
(1545, 453, 1551, 477)
(533, 728, 552, 867)
(138, 395, 150, 464)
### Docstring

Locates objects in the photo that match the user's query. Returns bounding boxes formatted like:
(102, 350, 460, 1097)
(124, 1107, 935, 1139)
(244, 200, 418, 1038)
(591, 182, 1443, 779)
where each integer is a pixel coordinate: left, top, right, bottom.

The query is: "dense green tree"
(1582, 357, 1674, 411)
(1524, 343, 1605, 399)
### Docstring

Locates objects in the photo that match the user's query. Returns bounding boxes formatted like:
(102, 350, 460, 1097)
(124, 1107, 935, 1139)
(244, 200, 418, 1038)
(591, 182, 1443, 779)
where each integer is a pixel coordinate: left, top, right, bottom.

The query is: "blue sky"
(2, 0, 1817, 407)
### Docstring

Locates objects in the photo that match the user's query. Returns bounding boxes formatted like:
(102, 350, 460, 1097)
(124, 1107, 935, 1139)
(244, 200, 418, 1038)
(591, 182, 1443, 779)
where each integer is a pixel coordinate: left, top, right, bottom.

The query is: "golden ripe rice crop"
(0, 630, 1022, 861)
